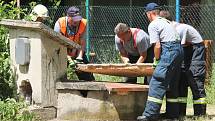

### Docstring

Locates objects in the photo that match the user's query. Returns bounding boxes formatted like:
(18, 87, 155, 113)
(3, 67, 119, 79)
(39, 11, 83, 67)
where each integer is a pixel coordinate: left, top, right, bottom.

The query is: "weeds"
(0, 98, 37, 121)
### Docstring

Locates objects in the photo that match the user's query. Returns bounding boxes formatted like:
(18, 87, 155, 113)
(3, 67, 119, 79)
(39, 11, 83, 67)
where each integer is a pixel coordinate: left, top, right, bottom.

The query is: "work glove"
(74, 57, 84, 64)
(152, 57, 159, 68)
(68, 57, 77, 69)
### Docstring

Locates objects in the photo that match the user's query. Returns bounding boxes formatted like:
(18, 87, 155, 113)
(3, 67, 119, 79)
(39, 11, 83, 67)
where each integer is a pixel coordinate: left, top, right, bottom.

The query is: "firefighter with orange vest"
(114, 23, 154, 84)
(54, 6, 95, 81)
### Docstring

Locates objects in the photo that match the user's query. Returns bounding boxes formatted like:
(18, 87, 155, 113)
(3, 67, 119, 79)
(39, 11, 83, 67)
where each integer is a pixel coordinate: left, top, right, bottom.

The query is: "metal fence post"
(176, 0, 180, 22)
(86, 0, 90, 60)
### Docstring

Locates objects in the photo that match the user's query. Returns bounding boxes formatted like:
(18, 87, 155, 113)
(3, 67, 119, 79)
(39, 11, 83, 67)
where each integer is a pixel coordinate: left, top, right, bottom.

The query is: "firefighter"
(159, 10, 207, 117)
(114, 23, 153, 84)
(54, 6, 95, 81)
(137, 3, 183, 121)
(29, 4, 49, 22)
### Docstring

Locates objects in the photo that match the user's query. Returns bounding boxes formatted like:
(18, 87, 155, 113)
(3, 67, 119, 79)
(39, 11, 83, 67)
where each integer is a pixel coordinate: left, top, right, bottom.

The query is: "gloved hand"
(74, 57, 84, 64)
(67, 56, 79, 69)
(152, 57, 159, 68)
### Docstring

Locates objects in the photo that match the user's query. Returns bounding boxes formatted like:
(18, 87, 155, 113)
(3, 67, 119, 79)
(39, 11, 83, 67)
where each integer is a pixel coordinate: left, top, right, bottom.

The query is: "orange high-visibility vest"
(58, 17, 87, 45)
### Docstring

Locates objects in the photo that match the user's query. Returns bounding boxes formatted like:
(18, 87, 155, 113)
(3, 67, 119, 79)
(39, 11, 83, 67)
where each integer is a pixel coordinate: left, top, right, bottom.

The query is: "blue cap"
(145, 3, 160, 12)
(67, 6, 82, 21)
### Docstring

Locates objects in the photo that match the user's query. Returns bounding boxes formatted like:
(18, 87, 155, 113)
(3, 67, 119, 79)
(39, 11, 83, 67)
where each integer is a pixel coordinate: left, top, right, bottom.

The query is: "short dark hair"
(159, 10, 173, 21)
(114, 23, 129, 34)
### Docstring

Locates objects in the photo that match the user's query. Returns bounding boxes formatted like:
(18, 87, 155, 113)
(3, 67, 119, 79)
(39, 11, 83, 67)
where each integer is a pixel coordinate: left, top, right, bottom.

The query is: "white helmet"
(30, 4, 49, 21)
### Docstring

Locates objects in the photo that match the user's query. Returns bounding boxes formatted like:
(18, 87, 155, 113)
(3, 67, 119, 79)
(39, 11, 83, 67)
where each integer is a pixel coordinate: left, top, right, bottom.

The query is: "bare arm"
(119, 49, 130, 63)
(136, 51, 147, 63)
(154, 41, 161, 60)
(76, 39, 85, 59)
(76, 26, 87, 60)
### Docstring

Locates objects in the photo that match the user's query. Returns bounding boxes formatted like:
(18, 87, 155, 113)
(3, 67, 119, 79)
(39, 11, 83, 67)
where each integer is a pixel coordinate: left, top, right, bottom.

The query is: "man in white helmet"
(29, 4, 49, 22)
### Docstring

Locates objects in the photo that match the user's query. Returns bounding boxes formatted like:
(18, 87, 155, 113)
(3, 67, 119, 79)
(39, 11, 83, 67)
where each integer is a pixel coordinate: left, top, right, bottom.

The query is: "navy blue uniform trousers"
(143, 41, 183, 118)
(179, 43, 206, 116)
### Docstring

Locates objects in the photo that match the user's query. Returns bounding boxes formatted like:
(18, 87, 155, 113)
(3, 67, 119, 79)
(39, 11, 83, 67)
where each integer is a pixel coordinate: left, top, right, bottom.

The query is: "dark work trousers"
(165, 62, 181, 119)
(143, 42, 183, 118)
(74, 53, 95, 81)
(124, 46, 154, 84)
(179, 43, 206, 116)
(178, 62, 189, 116)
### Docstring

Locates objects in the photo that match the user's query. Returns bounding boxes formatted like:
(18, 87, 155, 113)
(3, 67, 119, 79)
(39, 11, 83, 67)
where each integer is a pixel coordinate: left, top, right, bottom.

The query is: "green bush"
(0, 98, 36, 121)
(0, 0, 27, 100)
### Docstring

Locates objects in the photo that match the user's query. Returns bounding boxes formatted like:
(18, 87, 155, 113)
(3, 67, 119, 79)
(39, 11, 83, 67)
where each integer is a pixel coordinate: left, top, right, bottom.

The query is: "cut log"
(76, 63, 154, 77)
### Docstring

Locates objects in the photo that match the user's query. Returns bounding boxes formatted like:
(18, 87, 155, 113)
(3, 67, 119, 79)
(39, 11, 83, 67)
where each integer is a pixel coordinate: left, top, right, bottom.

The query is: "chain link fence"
(46, 5, 215, 80)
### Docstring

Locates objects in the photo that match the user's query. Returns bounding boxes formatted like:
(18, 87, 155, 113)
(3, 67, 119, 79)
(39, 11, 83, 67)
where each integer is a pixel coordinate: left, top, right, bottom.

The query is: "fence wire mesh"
(45, 5, 215, 80)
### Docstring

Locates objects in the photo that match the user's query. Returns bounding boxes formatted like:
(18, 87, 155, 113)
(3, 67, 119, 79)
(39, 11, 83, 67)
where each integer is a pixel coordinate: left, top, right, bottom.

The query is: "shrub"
(0, 98, 36, 121)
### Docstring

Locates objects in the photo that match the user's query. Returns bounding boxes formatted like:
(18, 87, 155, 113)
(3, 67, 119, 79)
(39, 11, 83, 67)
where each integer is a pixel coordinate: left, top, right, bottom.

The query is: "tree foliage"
(0, 0, 27, 99)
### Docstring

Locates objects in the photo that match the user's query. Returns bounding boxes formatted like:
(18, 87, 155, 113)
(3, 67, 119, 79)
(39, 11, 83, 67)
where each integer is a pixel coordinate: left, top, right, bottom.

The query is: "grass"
(205, 64, 215, 104)
(94, 74, 147, 83)
(94, 74, 123, 82)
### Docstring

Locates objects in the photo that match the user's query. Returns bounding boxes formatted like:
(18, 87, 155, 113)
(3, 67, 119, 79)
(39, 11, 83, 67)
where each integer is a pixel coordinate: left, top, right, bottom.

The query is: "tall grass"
(205, 63, 215, 104)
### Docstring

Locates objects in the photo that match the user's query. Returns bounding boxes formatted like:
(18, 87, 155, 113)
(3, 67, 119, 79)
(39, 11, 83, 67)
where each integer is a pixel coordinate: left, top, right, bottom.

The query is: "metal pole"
(86, 0, 90, 60)
(176, 0, 180, 22)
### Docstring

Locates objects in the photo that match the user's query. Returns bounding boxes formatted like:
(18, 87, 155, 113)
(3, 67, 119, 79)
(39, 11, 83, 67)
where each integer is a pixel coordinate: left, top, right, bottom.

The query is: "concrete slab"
(56, 82, 149, 121)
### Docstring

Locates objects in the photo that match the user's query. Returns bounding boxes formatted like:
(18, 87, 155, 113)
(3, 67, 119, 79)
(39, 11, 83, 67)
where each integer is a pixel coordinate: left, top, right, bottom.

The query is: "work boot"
(194, 104, 206, 116)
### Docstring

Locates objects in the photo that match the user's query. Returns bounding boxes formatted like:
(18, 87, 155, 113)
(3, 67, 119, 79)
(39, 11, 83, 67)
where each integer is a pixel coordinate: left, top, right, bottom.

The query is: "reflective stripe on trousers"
(178, 97, 187, 103)
(143, 42, 183, 117)
(193, 97, 206, 104)
(166, 98, 179, 103)
(148, 96, 163, 104)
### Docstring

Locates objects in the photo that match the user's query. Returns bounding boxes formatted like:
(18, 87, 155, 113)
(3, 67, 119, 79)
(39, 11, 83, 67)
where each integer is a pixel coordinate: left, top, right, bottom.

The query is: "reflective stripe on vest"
(166, 98, 179, 103)
(178, 97, 187, 103)
(58, 17, 87, 45)
(193, 98, 206, 104)
(133, 28, 140, 48)
(148, 96, 163, 104)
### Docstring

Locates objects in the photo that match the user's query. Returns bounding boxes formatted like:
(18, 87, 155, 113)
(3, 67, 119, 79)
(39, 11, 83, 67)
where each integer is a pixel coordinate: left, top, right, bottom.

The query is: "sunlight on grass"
(94, 74, 123, 82)
(94, 74, 147, 84)
(205, 63, 215, 104)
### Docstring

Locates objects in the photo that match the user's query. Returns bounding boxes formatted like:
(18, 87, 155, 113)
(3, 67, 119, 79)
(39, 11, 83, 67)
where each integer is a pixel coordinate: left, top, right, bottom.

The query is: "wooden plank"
(76, 63, 154, 77)
(0, 19, 81, 49)
(105, 83, 149, 91)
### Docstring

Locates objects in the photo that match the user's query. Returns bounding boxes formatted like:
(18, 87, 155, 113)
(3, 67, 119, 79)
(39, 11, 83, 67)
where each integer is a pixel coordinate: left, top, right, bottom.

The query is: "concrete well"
(56, 81, 149, 121)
